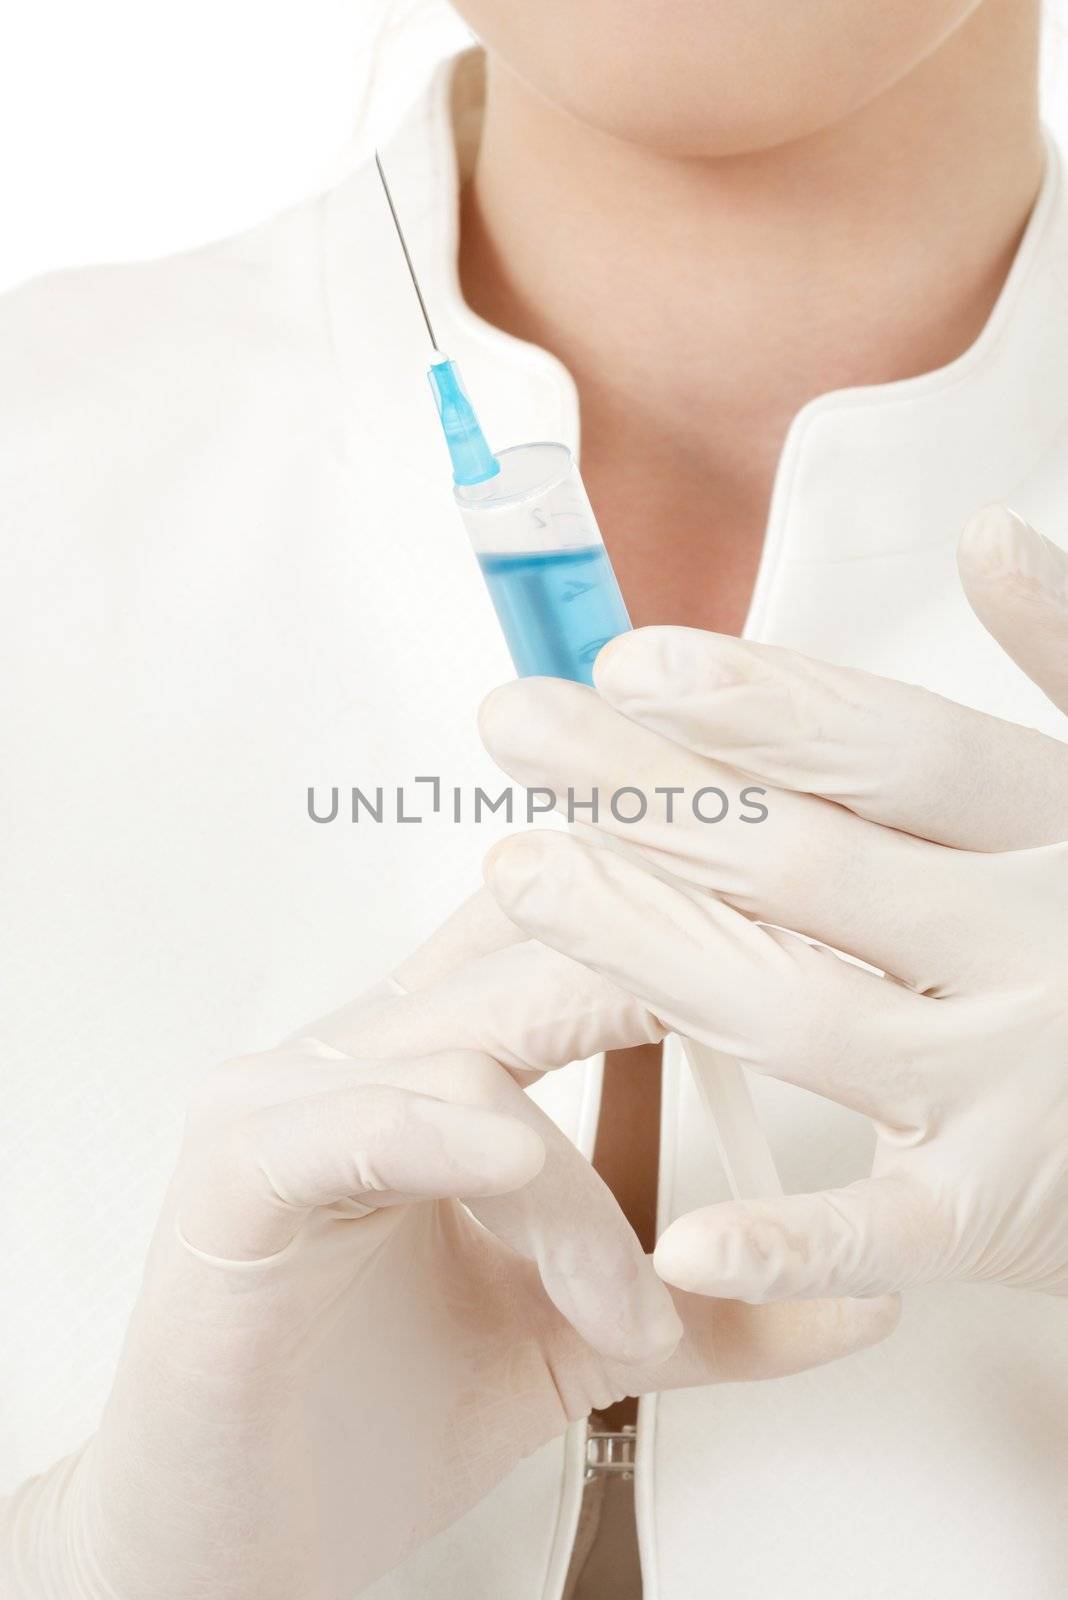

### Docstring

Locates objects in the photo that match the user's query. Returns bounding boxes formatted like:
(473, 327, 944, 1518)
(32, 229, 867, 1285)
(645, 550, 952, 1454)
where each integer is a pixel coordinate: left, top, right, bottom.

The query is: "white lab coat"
(3, 46, 1068, 1599)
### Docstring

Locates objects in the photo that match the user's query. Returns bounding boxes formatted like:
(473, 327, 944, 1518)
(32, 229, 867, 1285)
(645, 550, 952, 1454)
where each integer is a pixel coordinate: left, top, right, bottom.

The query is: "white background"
(2, 0, 1067, 293)
(0, 0, 470, 292)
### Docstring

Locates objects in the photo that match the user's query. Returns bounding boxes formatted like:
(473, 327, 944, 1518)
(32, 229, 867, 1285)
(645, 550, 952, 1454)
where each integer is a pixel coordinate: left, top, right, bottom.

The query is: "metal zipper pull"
(584, 1422, 636, 1482)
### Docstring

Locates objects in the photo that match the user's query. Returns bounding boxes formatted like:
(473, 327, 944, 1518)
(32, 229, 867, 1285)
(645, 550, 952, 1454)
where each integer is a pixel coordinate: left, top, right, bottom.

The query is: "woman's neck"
(459, 1, 1044, 629)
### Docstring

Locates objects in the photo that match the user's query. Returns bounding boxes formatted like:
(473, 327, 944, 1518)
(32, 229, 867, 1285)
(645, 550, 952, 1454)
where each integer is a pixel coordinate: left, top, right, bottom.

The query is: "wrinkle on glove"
(481, 506, 1068, 1307)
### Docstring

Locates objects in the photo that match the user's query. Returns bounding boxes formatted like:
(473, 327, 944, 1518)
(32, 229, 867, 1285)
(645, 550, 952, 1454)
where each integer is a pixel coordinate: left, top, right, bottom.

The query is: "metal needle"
(375, 150, 441, 354)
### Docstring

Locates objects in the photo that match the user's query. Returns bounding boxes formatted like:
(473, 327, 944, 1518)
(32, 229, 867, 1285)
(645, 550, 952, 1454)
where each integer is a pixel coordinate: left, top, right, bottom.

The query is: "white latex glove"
(479, 505, 1068, 1304)
(1, 900, 895, 1600)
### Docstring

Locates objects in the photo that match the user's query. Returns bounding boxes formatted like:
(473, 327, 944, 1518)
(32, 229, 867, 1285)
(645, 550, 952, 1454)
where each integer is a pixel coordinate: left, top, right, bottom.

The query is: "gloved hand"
(1, 898, 895, 1600)
(479, 505, 1068, 1304)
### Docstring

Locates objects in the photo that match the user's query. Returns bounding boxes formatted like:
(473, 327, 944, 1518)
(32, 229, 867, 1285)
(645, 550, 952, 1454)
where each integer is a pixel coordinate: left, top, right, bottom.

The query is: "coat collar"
(327, 49, 1068, 605)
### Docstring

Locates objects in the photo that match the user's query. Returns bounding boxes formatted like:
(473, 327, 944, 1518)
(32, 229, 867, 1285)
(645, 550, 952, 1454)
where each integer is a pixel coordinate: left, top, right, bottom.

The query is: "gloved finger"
(346, 1051, 682, 1367)
(457, 1063, 683, 1366)
(652, 1174, 939, 1302)
(591, 619, 1068, 852)
(958, 503, 1068, 720)
(302, 889, 526, 1051)
(484, 830, 932, 1130)
(379, 928, 680, 1363)
(480, 676, 980, 993)
(289, 891, 680, 1362)
(391, 887, 524, 991)
(602, 1284, 901, 1393)
(378, 1055, 681, 1364)
(187, 1045, 683, 1364)
(348, 938, 665, 1084)
(306, 894, 661, 1088)
(179, 1059, 546, 1263)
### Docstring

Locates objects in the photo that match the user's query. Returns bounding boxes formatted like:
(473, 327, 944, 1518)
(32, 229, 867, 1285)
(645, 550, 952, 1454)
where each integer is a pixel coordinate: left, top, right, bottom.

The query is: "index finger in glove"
(590, 615, 1068, 855)
(349, 938, 665, 1083)
(390, 887, 525, 991)
(302, 888, 526, 1052)
(303, 885, 663, 1082)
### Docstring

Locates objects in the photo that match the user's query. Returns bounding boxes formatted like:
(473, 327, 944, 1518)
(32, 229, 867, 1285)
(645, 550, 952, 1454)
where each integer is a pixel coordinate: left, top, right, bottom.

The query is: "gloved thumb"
(958, 504, 1068, 715)
(653, 1174, 942, 1302)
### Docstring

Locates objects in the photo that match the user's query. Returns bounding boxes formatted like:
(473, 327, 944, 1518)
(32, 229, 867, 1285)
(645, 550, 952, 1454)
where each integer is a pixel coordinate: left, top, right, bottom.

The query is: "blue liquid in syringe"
(477, 545, 632, 687)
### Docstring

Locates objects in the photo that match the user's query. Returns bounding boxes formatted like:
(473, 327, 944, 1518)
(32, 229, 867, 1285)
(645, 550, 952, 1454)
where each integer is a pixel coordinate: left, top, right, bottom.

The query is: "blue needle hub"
(427, 357, 501, 486)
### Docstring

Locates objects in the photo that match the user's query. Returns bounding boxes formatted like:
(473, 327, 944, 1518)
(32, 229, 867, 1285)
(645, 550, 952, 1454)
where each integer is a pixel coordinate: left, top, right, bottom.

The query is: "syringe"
(375, 153, 781, 1202)
(375, 154, 631, 686)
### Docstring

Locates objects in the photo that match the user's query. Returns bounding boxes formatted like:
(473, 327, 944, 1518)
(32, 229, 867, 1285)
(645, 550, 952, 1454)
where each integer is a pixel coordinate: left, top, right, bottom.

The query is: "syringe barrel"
(454, 441, 600, 553)
(454, 442, 631, 685)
